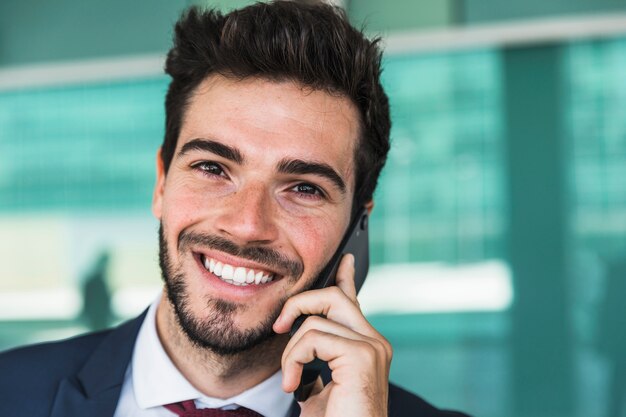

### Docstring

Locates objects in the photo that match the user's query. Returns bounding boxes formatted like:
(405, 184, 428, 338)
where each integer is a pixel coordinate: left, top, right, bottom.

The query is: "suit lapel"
(49, 310, 302, 417)
(50, 379, 124, 417)
(50, 311, 147, 417)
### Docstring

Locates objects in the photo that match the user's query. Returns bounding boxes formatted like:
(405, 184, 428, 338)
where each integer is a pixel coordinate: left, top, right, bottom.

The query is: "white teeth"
(202, 256, 276, 286)
(214, 262, 223, 276)
(233, 267, 247, 283)
(222, 264, 234, 280)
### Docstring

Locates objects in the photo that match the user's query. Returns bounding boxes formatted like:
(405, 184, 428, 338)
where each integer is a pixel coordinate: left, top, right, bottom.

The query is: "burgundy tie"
(164, 400, 264, 417)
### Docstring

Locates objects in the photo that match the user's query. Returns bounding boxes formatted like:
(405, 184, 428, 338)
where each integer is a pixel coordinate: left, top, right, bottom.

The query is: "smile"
(200, 254, 275, 286)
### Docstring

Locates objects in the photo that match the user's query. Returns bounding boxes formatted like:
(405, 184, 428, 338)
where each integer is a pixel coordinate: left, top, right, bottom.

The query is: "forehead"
(177, 75, 361, 188)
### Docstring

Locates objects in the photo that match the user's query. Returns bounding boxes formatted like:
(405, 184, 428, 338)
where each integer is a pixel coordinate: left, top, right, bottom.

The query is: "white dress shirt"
(113, 296, 294, 417)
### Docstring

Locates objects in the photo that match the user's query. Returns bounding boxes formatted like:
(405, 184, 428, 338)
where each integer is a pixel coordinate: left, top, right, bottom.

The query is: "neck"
(155, 292, 288, 399)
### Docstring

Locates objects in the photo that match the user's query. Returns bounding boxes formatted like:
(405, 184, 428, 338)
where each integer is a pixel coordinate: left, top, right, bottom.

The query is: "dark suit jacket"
(0, 313, 471, 417)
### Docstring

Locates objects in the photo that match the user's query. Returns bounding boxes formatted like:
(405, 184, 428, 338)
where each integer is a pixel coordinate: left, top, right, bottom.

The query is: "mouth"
(197, 253, 278, 287)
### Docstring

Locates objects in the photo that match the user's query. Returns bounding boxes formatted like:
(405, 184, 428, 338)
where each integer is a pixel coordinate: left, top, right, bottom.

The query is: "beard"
(158, 224, 305, 356)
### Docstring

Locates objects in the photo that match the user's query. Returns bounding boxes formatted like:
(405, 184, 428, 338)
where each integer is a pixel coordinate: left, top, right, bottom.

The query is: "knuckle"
(330, 286, 350, 303)
(370, 338, 385, 354)
(302, 328, 323, 342)
(366, 329, 393, 357)
(328, 286, 344, 298)
(356, 340, 378, 361)
(302, 315, 324, 331)
(384, 338, 393, 358)
(374, 334, 392, 357)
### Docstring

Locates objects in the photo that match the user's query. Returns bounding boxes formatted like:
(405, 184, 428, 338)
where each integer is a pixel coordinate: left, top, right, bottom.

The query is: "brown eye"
(292, 183, 325, 200)
(193, 161, 225, 177)
(296, 184, 318, 194)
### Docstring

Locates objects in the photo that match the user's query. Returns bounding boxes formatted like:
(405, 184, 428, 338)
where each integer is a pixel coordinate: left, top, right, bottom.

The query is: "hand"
(272, 254, 393, 417)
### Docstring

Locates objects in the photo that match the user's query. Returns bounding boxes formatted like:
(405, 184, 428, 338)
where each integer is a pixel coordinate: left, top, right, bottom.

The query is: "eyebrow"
(177, 138, 244, 164)
(277, 158, 346, 194)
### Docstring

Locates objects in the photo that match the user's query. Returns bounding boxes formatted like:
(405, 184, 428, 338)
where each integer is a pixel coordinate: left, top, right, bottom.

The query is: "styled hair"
(162, 1, 390, 210)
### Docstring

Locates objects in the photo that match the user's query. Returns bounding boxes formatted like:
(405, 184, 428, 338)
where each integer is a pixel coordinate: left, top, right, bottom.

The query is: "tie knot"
(164, 400, 264, 417)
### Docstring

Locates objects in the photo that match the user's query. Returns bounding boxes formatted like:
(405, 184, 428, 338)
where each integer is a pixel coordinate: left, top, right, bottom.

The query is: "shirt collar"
(131, 294, 293, 417)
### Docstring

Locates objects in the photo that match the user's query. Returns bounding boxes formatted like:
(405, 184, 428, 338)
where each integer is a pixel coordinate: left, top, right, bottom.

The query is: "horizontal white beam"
(0, 54, 165, 91)
(360, 260, 513, 314)
(0, 288, 81, 320)
(385, 13, 626, 54)
(3, 13, 626, 90)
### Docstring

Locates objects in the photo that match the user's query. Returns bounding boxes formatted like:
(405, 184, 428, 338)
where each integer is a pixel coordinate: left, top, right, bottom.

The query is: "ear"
(152, 148, 166, 220)
(365, 200, 374, 216)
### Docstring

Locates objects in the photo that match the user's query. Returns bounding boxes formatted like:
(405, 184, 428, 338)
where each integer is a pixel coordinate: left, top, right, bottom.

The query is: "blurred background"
(0, 1, 625, 416)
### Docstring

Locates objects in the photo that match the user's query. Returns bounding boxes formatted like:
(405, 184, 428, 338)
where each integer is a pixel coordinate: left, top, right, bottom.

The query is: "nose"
(213, 183, 279, 245)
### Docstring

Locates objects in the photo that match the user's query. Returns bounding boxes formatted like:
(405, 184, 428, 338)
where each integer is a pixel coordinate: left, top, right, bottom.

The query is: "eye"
(191, 161, 226, 178)
(291, 183, 325, 199)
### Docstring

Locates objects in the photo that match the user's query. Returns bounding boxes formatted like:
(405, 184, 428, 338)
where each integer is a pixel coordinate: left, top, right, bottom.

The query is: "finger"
(282, 315, 368, 367)
(282, 330, 379, 392)
(334, 253, 358, 302)
(273, 286, 372, 336)
(298, 380, 332, 414)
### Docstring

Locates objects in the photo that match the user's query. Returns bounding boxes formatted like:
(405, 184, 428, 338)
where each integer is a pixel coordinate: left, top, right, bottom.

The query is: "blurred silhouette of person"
(80, 250, 113, 331)
(597, 258, 626, 417)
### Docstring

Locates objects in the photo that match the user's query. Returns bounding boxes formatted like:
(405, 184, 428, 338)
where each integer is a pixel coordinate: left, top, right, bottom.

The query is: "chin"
(158, 224, 304, 355)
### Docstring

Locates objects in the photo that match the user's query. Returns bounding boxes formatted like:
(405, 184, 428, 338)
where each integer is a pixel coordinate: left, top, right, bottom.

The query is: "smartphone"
(289, 206, 370, 401)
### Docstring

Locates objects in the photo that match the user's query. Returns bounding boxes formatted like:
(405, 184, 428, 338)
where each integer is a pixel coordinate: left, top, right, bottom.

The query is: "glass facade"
(0, 35, 625, 417)
(0, 78, 166, 213)
(567, 38, 626, 256)
(375, 50, 504, 264)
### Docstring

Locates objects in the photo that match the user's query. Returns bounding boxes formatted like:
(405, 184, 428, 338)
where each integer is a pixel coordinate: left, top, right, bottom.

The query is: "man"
(0, 2, 470, 416)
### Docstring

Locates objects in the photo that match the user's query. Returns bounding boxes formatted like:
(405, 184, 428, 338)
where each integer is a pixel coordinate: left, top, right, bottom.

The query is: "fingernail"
(348, 254, 355, 266)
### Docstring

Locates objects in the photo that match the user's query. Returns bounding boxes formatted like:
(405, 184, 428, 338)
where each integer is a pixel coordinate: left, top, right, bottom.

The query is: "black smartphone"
(288, 206, 370, 401)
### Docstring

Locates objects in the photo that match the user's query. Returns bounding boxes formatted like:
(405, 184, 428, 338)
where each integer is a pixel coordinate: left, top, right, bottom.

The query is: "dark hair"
(162, 1, 390, 210)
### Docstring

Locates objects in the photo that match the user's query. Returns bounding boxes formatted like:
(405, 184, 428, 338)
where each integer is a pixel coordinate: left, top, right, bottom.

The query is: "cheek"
(286, 214, 343, 277)
(161, 178, 213, 230)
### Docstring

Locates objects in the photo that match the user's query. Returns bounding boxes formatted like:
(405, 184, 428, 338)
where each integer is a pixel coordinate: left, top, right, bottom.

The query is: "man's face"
(152, 75, 360, 354)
